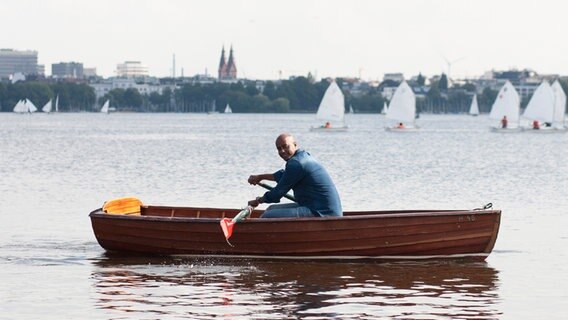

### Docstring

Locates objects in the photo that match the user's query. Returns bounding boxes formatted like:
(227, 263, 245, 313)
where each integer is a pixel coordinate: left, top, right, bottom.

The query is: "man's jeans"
(260, 203, 315, 218)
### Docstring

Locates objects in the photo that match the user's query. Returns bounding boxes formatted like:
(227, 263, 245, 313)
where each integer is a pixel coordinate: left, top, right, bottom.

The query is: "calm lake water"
(1, 113, 566, 319)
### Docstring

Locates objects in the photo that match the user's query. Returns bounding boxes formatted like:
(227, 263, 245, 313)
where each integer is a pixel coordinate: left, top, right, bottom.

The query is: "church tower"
(218, 45, 237, 81)
(218, 46, 227, 80)
(226, 46, 237, 80)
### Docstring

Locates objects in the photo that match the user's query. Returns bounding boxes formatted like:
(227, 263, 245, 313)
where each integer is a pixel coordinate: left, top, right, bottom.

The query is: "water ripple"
(89, 257, 501, 319)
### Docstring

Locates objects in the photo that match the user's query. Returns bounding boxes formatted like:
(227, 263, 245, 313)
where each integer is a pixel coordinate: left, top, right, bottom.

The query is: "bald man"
(247, 133, 342, 218)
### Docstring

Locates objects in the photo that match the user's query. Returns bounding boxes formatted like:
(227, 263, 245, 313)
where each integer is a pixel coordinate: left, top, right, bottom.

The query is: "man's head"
(275, 133, 298, 161)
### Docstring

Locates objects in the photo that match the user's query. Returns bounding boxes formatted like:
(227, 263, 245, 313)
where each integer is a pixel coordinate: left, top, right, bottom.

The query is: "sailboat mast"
(172, 54, 176, 78)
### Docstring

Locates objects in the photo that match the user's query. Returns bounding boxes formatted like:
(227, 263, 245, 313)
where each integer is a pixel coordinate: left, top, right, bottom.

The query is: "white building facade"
(116, 61, 148, 77)
(90, 77, 167, 99)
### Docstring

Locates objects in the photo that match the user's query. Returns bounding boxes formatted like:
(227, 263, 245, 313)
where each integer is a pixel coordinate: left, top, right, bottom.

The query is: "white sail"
(100, 100, 110, 113)
(522, 81, 554, 123)
(208, 101, 218, 114)
(316, 81, 345, 123)
(551, 80, 566, 125)
(469, 94, 479, 116)
(13, 99, 27, 113)
(349, 104, 354, 114)
(381, 101, 388, 115)
(386, 81, 416, 123)
(489, 81, 520, 123)
(55, 94, 59, 112)
(26, 99, 38, 113)
(224, 103, 232, 113)
(42, 99, 52, 113)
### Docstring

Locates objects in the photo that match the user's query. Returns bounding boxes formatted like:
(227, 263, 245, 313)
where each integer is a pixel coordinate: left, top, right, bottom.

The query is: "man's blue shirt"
(262, 150, 342, 217)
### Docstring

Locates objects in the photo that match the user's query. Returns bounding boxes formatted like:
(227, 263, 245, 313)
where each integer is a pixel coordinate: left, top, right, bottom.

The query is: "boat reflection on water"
(91, 254, 501, 319)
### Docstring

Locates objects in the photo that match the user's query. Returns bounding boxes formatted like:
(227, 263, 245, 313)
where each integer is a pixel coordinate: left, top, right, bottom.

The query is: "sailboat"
(100, 100, 110, 114)
(310, 81, 348, 131)
(13, 99, 27, 113)
(26, 99, 38, 113)
(385, 81, 417, 131)
(469, 94, 479, 116)
(42, 99, 52, 113)
(224, 103, 232, 113)
(522, 81, 555, 132)
(381, 101, 388, 115)
(207, 101, 219, 114)
(349, 104, 354, 114)
(489, 81, 521, 132)
(551, 80, 567, 130)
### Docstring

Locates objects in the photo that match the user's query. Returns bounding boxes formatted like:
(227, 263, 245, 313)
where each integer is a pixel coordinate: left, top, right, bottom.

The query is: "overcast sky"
(2, 0, 567, 80)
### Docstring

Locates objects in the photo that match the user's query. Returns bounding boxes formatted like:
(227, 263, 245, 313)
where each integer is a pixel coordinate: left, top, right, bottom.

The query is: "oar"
(220, 206, 253, 246)
(219, 183, 295, 246)
(258, 182, 296, 202)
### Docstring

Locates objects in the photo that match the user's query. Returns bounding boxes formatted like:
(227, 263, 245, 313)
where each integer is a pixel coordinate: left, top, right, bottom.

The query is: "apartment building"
(0, 49, 39, 79)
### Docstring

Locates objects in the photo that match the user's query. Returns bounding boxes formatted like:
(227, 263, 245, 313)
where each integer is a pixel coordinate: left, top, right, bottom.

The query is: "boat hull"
(309, 126, 349, 132)
(385, 126, 419, 132)
(490, 126, 521, 133)
(89, 205, 501, 260)
(521, 127, 567, 133)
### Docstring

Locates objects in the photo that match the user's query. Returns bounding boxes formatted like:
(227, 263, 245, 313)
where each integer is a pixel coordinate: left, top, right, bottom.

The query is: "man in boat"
(501, 116, 508, 129)
(532, 120, 540, 130)
(247, 133, 342, 218)
(396, 122, 405, 129)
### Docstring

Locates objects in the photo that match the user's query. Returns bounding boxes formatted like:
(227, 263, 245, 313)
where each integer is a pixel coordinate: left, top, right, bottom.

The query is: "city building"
(179, 74, 217, 85)
(381, 86, 398, 100)
(84, 68, 98, 78)
(383, 73, 405, 82)
(10, 72, 26, 83)
(52, 62, 84, 79)
(340, 78, 370, 98)
(116, 61, 148, 77)
(474, 69, 550, 100)
(218, 46, 237, 81)
(90, 77, 165, 99)
(0, 49, 39, 79)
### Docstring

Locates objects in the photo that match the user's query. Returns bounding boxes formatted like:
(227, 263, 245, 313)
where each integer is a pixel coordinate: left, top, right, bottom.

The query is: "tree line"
(0, 81, 96, 112)
(2, 75, 567, 114)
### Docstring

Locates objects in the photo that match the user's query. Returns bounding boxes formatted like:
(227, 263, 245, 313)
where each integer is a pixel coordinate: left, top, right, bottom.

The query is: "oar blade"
(220, 206, 252, 246)
(220, 218, 235, 240)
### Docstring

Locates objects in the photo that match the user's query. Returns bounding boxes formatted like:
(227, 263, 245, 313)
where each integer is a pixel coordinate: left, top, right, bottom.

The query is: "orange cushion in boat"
(102, 197, 142, 215)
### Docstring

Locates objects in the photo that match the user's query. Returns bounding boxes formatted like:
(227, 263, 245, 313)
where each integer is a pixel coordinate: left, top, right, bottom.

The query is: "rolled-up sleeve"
(273, 169, 284, 181)
(263, 162, 303, 203)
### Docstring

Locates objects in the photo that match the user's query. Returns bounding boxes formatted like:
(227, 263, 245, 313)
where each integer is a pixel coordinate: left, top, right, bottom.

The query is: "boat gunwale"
(89, 207, 501, 223)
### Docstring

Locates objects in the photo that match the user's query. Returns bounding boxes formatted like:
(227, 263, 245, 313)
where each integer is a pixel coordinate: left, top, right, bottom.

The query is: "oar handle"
(258, 182, 296, 202)
(232, 206, 253, 223)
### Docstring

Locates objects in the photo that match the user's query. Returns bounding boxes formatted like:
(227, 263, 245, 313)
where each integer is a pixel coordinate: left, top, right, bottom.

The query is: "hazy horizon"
(2, 0, 567, 80)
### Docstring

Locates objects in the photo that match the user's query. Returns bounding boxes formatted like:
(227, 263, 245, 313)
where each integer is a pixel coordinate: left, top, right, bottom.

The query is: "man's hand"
(248, 175, 261, 185)
(248, 196, 263, 208)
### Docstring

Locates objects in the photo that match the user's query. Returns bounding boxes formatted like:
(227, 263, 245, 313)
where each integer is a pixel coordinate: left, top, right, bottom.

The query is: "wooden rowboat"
(89, 201, 501, 260)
